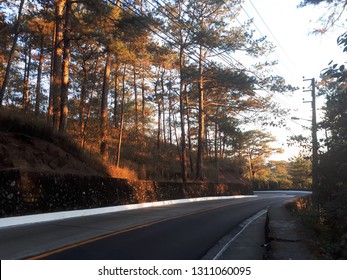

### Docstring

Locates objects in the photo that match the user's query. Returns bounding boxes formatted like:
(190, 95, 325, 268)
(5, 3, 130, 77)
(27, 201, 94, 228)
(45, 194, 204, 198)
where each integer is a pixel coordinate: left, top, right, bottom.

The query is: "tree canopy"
(299, 0, 347, 259)
(0, 0, 294, 182)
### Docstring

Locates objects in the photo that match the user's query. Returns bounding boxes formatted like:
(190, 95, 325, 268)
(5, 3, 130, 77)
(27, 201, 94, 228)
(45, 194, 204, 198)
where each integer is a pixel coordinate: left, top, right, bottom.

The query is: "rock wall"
(0, 169, 252, 217)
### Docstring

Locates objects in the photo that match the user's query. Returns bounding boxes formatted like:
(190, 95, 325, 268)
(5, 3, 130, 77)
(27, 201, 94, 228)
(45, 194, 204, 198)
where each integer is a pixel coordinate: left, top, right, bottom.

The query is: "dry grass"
(0, 108, 111, 176)
(106, 164, 138, 180)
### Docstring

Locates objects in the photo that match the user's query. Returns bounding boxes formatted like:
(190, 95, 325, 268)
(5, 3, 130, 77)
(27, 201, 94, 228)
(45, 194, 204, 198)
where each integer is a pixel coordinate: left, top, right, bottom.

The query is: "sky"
(236, 0, 346, 161)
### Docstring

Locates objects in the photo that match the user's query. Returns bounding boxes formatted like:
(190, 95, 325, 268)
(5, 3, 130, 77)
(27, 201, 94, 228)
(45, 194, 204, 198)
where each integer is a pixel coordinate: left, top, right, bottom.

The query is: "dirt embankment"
(0, 131, 105, 176)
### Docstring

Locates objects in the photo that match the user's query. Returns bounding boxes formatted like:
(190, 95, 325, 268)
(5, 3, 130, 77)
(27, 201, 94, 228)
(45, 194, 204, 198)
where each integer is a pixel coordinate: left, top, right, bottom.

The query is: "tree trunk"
(100, 50, 111, 161)
(116, 64, 127, 168)
(168, 81, 173, 145)
(160, 70, 167, 147)
(23, 40, 32, 111)
(82, 89, 94, 150)
(35, 34, 44, 117)
(248, 153, 254, 181)
(0, 0, 25, 107)
(173, 113, 182, 163)
(79, 57, 88, 142)
(116, 99, 125, 168)
(185, 92, 194, 175)
(214, 122, 218, 162)
(155, 75, 161, 153)
(179, 46, 187, 182)
(52, 0, 64, 132)
(133, 62, 139, 133)
(59, 0, 72, 133)
(214, 122, 219, 183)
(141, 66, 146, 135)
(196, 43, 205, 181)
(47, 28, 55, 124)
(81, 57, 99, 149)
(114, 61, 120, 128)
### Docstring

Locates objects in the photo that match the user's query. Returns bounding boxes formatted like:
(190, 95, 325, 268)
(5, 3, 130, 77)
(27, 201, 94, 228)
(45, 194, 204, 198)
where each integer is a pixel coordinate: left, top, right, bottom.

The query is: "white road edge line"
(213, 208, 268, 260)
(0, 195, 257, 229)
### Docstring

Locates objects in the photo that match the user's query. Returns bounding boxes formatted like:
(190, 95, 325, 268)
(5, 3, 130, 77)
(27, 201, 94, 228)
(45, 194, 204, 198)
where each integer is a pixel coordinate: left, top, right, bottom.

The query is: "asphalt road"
(0, 191, 308, 260)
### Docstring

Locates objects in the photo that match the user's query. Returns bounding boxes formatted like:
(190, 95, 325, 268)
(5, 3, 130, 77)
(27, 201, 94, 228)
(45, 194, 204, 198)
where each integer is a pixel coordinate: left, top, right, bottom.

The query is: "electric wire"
(149, 0, 303, 130)
(111, 0, 202, 65)
(248, 0, 301, 74)
(108, 0, 306, 139)
(238, 2, 301, 113)
(150, 0, 278, 110)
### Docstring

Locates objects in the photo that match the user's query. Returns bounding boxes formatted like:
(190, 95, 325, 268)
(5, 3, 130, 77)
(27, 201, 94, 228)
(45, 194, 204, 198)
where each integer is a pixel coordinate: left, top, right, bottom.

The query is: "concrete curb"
(213, 209, 268, 260)
(0, 195, 256, 229)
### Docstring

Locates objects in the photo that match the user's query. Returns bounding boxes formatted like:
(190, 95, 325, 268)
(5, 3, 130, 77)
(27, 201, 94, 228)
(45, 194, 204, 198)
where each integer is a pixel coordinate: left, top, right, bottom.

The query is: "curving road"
(0, 191, 310, 260)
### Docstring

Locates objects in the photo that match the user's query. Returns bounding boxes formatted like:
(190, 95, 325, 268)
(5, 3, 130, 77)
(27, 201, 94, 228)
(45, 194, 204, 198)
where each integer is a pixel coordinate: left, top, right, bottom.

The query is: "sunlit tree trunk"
(23, 39, 32, 111)
(116, 64, 127, 168)
(47, 29, 55, 124)
(59, 0, 72, 133)
(155, 74, 161, 153)
(141, 68, 146, 135)
(35, 34, 44, 117)
(173, 113, 182, 163)
(133, 62, 139, 133)
(196, 42, 205, 181)
(52, 0, 64, 132)
(100, 49, 111, 161)
(79, 55, 88, 141)
(160, 69, 167, 147)
(0, 0, 25, 107)
(114, 61, 120, 128)
(248, 153, 254, 181)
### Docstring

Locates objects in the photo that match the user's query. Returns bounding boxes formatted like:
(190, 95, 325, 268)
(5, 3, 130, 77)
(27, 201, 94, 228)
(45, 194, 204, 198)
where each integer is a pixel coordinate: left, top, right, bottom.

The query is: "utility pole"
(303, 78, 319, 191)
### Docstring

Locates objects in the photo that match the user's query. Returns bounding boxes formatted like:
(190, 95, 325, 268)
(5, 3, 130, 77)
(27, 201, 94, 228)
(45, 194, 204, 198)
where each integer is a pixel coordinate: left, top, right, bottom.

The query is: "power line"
(150, 0, 247, 70)
(234, 3, 302, 112)
(146, 0, 293, 97)
(247, 0, 300, 73)
(110, 0, 302, 133)
(109, 0, 202, 65)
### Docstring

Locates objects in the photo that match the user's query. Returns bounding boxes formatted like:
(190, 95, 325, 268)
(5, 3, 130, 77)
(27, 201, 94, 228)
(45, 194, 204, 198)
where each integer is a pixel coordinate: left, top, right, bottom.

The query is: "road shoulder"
(203, 210, 268, 260)
(266, 203, 316, 260)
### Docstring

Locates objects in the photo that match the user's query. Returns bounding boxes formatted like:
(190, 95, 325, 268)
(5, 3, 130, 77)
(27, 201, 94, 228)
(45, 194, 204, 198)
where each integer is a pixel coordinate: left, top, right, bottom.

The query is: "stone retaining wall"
(0, 169, 252, 217)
